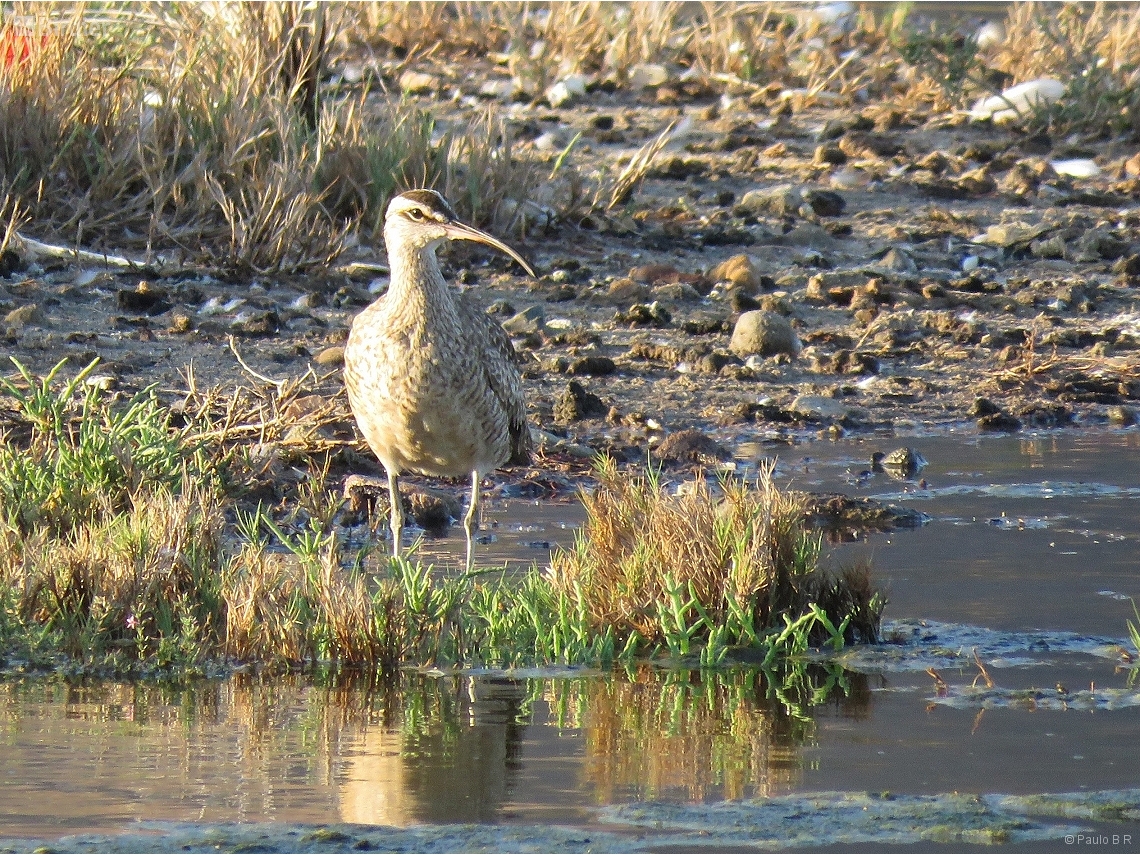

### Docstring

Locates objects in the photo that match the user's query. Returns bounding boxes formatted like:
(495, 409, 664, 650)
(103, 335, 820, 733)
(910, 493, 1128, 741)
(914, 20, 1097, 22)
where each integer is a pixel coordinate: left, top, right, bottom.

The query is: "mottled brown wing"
(456, 294, 531, 466)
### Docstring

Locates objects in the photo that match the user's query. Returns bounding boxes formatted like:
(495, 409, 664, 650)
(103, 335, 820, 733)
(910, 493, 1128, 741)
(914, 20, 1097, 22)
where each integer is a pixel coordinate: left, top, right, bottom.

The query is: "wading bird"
(344, 189, 534, 572)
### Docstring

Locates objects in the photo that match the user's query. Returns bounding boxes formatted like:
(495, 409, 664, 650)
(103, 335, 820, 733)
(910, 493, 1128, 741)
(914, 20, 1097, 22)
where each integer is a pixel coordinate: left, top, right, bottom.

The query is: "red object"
(0, 25, 50, 69)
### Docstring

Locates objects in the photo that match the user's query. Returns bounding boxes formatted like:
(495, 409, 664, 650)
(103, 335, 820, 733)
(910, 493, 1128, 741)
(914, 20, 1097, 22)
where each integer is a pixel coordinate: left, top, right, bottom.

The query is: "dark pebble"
(969, 397, 1002, 417)
(977, 412, 1022, 432)
(615, 303, 671, 327)
(0, 249, 23, 277)
(117, 281, 170, 315)
(804, 189, 846, 217)
(568, 355, 616, 376)
(653, 428, 731, 464)
(546, 284, 578, 302)
(233, 311, 280, 337)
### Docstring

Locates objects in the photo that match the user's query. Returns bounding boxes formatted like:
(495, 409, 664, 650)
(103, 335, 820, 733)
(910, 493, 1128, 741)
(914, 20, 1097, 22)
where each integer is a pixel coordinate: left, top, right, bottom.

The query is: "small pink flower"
(126, 614, 138, 630)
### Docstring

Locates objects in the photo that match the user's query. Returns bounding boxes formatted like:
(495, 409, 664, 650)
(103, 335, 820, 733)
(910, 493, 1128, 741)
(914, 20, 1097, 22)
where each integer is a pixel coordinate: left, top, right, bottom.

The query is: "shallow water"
(3, 429, 1140, 850)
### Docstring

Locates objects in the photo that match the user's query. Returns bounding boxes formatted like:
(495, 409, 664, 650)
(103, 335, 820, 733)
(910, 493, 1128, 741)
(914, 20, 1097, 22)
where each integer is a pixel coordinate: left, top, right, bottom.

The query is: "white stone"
(970, 78, 1064, 124)
(628, 63, 668, 89)
(398, 70, 438, 95)
(975, 20, 1005, 50)
(1050, 158, 1101, 179)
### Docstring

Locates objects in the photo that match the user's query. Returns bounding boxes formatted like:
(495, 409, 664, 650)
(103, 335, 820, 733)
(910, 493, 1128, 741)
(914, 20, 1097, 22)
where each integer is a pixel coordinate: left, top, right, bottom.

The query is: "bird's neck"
(385, 246, 455, 317)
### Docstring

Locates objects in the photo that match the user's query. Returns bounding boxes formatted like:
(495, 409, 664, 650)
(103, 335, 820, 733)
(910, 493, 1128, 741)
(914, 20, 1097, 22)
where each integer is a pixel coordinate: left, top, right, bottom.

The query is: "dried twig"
(605, 119, 678, 211)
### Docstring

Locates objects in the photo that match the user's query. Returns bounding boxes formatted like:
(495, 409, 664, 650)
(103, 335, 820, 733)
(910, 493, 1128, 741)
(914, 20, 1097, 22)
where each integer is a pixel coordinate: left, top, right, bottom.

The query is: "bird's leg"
(463, 470, 481, 573)
(387, 469, 403, 560)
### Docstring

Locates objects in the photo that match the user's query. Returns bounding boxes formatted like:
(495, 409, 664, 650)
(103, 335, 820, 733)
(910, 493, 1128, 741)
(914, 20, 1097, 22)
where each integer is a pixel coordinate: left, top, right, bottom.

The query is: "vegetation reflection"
(0, 665, 868, 825)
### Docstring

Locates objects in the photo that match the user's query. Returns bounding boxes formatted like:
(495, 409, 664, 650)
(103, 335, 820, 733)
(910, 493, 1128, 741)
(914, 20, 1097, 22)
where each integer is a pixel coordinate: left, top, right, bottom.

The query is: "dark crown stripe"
(399, 188, 456, 220)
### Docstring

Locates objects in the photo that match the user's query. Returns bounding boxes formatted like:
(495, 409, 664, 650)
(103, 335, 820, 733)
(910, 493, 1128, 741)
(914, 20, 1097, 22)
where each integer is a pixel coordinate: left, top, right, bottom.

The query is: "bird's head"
(384, 189, 535, 277)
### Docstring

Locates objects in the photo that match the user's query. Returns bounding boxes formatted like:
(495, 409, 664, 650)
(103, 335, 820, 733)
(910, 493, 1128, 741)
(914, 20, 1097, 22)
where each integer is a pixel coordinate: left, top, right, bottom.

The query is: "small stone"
(168, 311, 194, 333)
(789, 395, 848, 421)
(975, 222, 1051, 248)
(872, 447, 928, 476)
(630, 263, 684, 285)
(1111, 254, 1140, 281)
(486, 299, 515, 316)
(615, 302, 671, 327)
(803, 189, 846, 217)
(729, 310, 800, 358)
(479, 78, 516, 99)
(605, 278, 649, 304)
(502, 304, 545, 335)
(408, 488, 463, 536)
(839, 131, 902, 158)
(877, 248, 917, 273)
(533, 131, 564, 152)
(545, 283, 577, 302)
(736, 184, 802, 217)
(957, 166, 996, 195)
(628, 63, 668, 89)
(4, 303, 43, 328)
(813, 143, 847, 165)
(545, 74, 587, 107)
(1030, 235, 1067, 259)
(314, 345, 345, 367)
(232, 310, 279, 336)
(1107, 405, 1137, 426)
(653, 428, 731, 464)
(707, 254, 764, 293)
(830, 167, 866, 190)
(399, 70, 438, 95)
(117, 280, 169, 314)
(652, 282, 702, 303)
(567, 355, 616, 376)
(977, 412, 1022, 432)
(817, 118, 848, 141)
(0, 249, 23, 278)
(84, 374, 117, 392)
(730, 291, 761, 313)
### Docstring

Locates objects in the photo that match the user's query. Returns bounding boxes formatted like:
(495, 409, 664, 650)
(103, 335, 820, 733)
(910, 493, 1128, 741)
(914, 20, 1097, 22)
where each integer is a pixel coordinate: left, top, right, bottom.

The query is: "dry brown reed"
(0, 3, 543, 273)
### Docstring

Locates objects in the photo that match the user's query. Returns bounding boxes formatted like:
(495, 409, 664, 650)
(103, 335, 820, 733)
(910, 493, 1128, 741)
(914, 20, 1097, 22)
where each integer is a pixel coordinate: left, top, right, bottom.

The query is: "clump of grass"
(896, 2, 1140, 137)
(994, 3, 1140, 137)
(0, 4, 542, 273)
(0, 357, 206, 536)
(548, 458, 883, 665)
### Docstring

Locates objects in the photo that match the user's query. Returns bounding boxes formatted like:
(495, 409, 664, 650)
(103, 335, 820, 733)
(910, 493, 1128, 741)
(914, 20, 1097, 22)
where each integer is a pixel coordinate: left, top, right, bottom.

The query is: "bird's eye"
(408, 208, 424, 221)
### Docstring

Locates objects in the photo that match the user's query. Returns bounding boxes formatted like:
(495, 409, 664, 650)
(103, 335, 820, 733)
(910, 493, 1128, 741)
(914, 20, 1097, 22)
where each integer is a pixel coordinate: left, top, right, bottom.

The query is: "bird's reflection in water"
(339, 676, 528, 825)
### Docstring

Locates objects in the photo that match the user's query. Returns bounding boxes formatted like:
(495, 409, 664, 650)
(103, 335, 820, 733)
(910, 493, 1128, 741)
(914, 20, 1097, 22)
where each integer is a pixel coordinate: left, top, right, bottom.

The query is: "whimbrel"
(344, 189, 535, 572)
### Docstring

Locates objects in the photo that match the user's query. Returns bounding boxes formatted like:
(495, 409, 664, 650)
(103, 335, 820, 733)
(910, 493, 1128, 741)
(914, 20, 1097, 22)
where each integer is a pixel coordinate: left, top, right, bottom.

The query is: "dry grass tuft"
(1, 485, 225, 661)
(549, 458, 882, 651)
(0, 3, 543, 273)
(990, 2, 1140, 136)
(895, 2, 1140, 135)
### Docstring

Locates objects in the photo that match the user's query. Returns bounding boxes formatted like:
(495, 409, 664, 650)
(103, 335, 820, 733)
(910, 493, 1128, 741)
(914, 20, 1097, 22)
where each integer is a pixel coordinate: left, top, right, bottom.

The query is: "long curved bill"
(442, 221, 536, 279)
